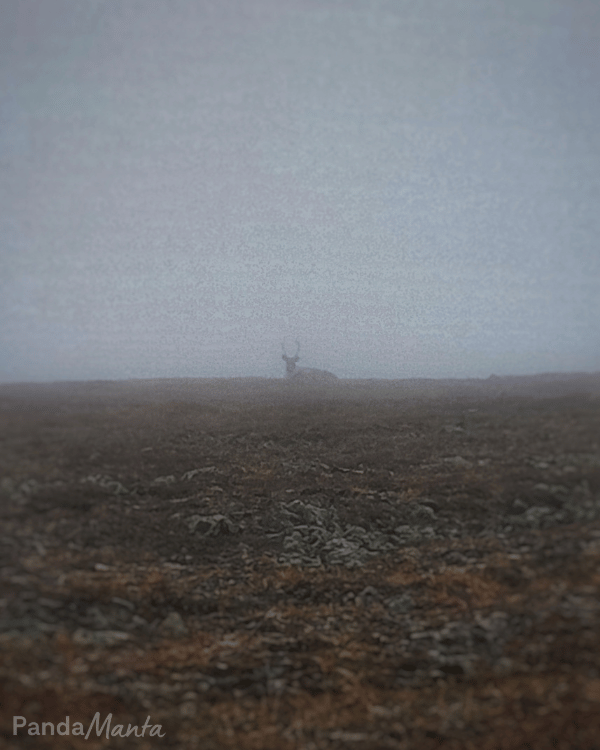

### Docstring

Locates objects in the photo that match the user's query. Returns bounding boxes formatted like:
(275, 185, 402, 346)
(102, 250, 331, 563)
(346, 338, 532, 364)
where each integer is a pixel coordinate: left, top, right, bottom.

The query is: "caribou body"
(282, 341, 338, 383)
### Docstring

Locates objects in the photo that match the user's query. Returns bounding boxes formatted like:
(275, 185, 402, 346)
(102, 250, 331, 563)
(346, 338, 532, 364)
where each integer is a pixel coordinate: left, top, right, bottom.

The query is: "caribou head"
(282, 340, 301, 378)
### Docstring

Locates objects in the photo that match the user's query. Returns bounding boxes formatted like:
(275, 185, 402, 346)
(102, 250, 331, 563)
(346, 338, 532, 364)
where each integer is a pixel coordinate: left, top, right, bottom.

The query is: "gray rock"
(73, 629, 131, 646)
(153, 475, 176, 485)
(444, 456, 473, 468)
(159, 611, 188, 637)
(444, 551, 468, 566)
(186, 514, 239, 536)
(277, 498, 399, 568)
(355, 586, 380, 607)
(82, 474, 129, 495)
(386, 593, 414, 614)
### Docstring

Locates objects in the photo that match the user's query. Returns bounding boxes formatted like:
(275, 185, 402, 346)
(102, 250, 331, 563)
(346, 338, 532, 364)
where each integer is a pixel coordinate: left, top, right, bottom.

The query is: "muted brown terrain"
(1, 373, 600, 749)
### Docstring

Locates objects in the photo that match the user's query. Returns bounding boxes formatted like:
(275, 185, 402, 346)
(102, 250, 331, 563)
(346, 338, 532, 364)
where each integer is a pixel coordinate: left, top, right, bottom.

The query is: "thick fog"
(1, 0, 599, 383)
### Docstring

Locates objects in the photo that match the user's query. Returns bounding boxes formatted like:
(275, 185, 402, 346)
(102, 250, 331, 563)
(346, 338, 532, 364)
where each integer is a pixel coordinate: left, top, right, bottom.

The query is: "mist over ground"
(1, 0, 599, 383)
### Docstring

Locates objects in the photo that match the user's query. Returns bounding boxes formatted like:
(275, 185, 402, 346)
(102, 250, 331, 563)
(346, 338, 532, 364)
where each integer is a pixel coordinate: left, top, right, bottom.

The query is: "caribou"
(281, 341, 338, 383)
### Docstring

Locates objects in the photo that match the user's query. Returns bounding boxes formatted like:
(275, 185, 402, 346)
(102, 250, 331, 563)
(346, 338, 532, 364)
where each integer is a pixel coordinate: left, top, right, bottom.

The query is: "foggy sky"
(1, 0, 599, 382)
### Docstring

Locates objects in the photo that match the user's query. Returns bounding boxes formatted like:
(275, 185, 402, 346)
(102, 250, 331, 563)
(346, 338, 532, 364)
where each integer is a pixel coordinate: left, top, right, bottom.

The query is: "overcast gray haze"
(1, 0, 599, 383)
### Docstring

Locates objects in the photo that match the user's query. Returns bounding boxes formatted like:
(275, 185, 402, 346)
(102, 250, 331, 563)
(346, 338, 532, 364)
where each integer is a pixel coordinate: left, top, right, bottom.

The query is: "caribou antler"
(282, 340, 300, 358)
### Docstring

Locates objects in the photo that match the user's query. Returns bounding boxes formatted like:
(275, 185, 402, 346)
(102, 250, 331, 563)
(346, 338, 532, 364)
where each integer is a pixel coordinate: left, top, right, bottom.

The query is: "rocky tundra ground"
(1, 374, 599, 749)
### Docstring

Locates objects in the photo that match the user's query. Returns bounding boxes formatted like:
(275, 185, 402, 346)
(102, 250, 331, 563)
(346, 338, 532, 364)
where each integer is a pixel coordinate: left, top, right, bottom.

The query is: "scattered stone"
(401, 503, 437, 523)
(153, 475, 176, 485)
(186, 514, 240, 536)
(522, 506, 553, 527)
(275, 496, 446, 568)
(180, 699, 197, 717)
(355, 586, 380, 607)
(277, 498, 400, 568)
(444, 551, 469, 566)
(159, 611, 188, 637)
(111, 597, 135, 611)
(82, 474, 128, 494)
(72, 629, 131, 647)
(386, 593, 414, 614)
(444, 456, 473, 468)
(181, 467, 216, 480)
